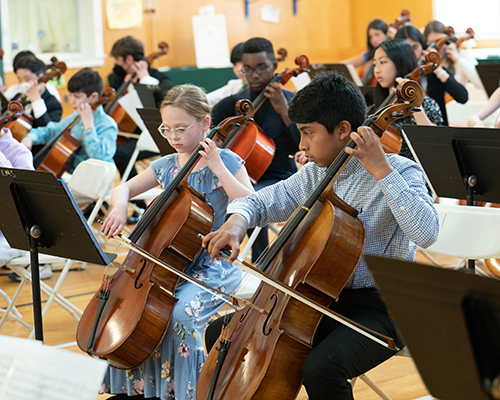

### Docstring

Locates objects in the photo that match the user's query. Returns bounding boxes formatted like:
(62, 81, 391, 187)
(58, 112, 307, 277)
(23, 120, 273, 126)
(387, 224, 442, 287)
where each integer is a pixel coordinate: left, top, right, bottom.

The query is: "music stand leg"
(29, 226, 44, 343)
(466, 184, 476, 271)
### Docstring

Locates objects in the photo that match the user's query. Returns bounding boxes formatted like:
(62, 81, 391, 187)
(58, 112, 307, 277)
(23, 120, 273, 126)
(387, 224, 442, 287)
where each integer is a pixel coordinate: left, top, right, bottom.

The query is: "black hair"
(242, 37, 275, 62)
(67, 68, 103, 96)
(13, 54, 46, 76)
(13, 51, 36, 69)
(373, 39, 418, 108)
(395, 25, 427, 50)
(110, 36, 144, 61)
(230, 42, 244, 65)
(288, 71, 367, 134)
(366, 19, 388, 60)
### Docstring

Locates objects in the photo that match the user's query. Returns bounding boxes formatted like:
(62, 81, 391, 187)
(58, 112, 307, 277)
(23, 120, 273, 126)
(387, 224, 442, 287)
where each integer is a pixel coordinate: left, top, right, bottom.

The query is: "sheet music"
(118, 90, 148, 132)
(0, 336, 107, 400)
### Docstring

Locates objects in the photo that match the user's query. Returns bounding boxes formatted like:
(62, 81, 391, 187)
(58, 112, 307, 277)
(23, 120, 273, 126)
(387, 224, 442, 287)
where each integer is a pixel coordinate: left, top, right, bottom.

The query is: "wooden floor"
(0, 216, 495, 399)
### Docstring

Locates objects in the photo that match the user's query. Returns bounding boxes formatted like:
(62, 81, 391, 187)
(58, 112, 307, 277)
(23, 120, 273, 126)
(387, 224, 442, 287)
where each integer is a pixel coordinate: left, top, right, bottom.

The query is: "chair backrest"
(446, 100, 499, 127)
(425, 203, 500, 259)
(67, 159, 117, 200)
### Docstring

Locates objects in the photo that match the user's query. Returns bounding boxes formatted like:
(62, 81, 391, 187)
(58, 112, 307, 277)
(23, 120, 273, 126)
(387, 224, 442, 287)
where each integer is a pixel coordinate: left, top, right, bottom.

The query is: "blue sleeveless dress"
(102, 149, 244, 399)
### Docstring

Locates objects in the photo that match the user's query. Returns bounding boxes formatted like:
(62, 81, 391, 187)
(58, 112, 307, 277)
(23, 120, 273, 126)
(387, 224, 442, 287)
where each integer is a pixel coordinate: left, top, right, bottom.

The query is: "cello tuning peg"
(407, 106, 421, 113)
(390, 111, 404, 118)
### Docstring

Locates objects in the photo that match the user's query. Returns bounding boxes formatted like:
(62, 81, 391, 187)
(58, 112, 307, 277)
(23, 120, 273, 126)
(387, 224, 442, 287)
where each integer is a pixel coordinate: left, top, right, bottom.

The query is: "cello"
(378, 50, 441, 154)
(223, 54, 310, 185)
(105, 41, 169, 142)
(196, 79, 424, 400)
(76, 108, 258, 370)
(3, 60, 67, 142)
(35, 88, 115, 178)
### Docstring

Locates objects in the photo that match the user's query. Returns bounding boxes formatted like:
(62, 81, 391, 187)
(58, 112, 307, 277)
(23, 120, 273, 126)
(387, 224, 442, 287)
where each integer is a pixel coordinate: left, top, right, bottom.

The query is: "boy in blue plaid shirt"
(203, 71, 439, 400)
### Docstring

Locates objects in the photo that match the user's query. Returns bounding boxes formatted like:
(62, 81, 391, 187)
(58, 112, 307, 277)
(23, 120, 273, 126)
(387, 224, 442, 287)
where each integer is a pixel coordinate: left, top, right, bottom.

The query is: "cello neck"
(251, 73, 283, 113)
(104, 72, 137, 114)
(255, 130, 359, 272)
(128, 125, 220, 242)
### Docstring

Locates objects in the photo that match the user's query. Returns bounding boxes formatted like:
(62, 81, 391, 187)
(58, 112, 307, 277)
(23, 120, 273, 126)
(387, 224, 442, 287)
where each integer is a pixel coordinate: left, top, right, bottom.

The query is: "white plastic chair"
(446, 100, 500, 127)
(418, 203, 500, 273)
(1, 159, 117, 340)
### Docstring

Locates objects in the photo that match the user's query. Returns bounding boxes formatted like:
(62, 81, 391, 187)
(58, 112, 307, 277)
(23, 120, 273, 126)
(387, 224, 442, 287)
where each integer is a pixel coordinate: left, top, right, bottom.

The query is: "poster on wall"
(192, 14, 231, 69)
(106, 0, 143, 30)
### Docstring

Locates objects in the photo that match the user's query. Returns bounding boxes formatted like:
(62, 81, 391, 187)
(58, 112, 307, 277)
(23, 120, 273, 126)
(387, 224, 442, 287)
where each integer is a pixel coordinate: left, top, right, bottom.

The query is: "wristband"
(436, 70, 447, 79)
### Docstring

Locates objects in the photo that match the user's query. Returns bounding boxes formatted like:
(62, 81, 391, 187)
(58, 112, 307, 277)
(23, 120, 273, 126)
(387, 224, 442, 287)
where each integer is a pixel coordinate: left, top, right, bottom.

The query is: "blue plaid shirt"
(227, 154, 439, 289)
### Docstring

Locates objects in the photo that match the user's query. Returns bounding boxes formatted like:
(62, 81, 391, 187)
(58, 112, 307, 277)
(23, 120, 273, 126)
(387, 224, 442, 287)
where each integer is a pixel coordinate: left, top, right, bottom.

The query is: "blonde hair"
(160, 84, 211, 120)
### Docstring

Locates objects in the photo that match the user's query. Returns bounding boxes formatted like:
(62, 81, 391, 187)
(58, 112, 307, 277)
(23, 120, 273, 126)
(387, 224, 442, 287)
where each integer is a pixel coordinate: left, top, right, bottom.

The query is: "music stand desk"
(137, 108, 175, 157)
(0, 168, 109, 342)
(403, 125, 500, 203)
(366, 254, 500, 400)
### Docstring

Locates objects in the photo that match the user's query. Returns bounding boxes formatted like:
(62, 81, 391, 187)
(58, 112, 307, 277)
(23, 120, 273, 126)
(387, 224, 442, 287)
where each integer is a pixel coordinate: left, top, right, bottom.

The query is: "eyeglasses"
(242, 63, 272, 76)
(157, 121, 198, 139)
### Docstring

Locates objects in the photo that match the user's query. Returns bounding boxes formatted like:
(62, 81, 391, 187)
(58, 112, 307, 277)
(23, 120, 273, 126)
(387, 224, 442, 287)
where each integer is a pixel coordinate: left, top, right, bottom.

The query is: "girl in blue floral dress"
(101, 84, 254, 400)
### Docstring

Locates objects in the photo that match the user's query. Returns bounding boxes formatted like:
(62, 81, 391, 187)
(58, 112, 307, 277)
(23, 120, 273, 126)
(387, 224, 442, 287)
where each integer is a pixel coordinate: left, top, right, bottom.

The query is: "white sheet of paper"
(0, 335, 108, 400)
(118, 90, 160, 153)
(192, 15, 231, 69)
(118, 90, 147, 132)
(291, 72, 312, 91)
(260, 5, 281, 23)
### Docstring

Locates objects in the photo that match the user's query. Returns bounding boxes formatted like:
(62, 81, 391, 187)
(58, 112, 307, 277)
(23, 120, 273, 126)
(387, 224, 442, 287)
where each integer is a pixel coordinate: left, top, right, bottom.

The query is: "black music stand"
(365, 254, 500, 400)
(403, 125, 500, 270)
(137, 108, 175, 157)
(476, 64, 500, 98)
(134, 83, 172, 109)
(0, 168, 109, 342)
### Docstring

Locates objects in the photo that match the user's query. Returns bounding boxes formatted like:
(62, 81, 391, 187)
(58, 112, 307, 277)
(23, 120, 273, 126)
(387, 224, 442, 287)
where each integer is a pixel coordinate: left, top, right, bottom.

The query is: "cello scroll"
(0, 101, 23, 127)
(280, 54, 311, 85)
(370, 79, 424, 137)
(407, 50, 441, 81)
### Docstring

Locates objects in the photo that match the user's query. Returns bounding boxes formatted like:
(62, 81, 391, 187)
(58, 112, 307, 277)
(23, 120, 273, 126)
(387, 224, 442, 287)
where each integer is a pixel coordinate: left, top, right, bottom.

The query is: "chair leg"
(357, 374, 394, 400)
(0, 285, 34, 334)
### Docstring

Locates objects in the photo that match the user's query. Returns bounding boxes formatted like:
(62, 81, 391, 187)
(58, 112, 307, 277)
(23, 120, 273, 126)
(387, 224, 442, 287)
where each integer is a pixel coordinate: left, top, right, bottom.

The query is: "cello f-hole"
(134, 258, 147, 289)
(239, 308, 250, 323)
(262, 293, 278, 336)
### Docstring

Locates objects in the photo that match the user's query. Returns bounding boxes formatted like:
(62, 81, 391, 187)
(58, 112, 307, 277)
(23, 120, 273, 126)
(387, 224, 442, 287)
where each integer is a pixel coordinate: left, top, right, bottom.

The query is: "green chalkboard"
(160, 66, 234, 93)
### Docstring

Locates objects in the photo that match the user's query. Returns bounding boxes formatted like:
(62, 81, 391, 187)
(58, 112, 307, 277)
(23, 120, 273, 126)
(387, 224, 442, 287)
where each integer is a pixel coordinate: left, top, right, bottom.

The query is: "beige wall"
(5, 0, 496, 117)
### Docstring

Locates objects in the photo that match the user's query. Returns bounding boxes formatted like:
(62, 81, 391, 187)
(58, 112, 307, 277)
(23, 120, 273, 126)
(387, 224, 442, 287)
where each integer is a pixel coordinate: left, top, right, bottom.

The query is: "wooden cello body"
(76, 185, 214, 369)
(228, 122, 275, 185)
(198, 191, 365, 399)
(197, 80, 424, 400)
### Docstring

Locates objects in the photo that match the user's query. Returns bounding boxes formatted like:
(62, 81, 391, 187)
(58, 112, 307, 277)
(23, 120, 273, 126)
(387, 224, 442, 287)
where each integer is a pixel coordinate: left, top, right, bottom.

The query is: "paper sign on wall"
(192, 14, 231, 69)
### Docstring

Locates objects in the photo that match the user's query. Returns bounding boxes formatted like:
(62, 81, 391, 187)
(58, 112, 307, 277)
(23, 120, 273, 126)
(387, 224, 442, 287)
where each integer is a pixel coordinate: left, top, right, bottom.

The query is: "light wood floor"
(1, 218, 495, 399)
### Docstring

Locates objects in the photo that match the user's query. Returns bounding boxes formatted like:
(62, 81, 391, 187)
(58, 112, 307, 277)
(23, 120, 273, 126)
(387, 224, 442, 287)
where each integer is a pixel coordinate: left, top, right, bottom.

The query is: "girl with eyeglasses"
(101, 84, 253, 400)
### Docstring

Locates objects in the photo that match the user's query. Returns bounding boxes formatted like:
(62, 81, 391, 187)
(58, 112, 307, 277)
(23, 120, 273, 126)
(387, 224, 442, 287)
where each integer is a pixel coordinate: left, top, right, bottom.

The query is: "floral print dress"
(101, 149, 244, 400)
